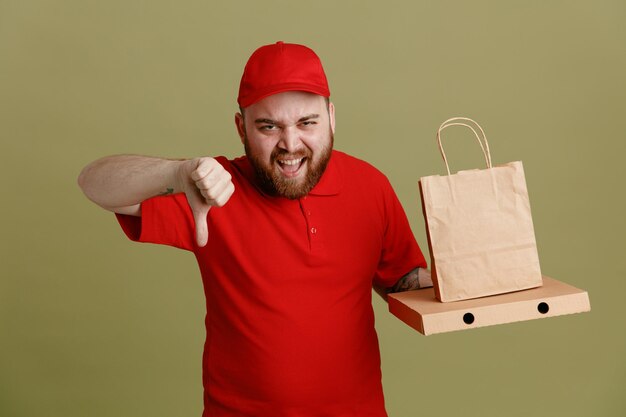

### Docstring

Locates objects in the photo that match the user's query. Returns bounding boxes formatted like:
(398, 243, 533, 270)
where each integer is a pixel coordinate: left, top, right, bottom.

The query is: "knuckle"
(195, 178, 210, 190)
(190, 169, 204, 182)
(200, 189, 213, 200)
(212, 191, 227, 207)
(202, 157, 219, 171)
(193, 158, 213, 177)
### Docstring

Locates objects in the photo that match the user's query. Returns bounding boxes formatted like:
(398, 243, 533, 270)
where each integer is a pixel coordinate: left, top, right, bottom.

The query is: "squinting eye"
(302, 121, 317, 126)
(260, 125, 277, 131)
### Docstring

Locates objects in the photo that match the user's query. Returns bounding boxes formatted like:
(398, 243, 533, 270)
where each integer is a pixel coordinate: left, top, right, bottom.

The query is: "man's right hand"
(78, 154, 234, 247)
(178, 157, 235, 247)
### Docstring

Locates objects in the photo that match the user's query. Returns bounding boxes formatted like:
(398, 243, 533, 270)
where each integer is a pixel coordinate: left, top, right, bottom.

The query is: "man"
(78, 41, 432, 417)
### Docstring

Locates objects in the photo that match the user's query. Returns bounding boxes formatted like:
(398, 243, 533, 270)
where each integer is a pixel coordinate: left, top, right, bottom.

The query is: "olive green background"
(1, 1, 624, 416)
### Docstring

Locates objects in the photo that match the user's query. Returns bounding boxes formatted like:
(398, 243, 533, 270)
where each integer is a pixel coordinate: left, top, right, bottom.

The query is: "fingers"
(181, 157, 235, 247)
(198, 177, 234, 207)
(189, 157, 226, 183)
(189, 159, 235, 207)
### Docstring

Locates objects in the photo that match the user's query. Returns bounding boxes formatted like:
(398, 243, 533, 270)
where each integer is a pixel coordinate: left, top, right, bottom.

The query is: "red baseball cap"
(237, 41, 330, 108)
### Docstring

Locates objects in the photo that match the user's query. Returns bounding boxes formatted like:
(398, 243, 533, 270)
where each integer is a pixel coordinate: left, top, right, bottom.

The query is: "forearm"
(78, 155, 184, 211)
(374, 267, 433, 302)
(389, 267, 432, 293)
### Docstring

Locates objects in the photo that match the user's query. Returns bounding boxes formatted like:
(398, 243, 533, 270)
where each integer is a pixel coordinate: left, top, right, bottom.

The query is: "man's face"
(235, 91, 336, 199)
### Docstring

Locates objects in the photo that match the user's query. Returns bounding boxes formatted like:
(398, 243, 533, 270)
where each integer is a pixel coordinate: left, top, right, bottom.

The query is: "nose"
(277, 126, 301, 153)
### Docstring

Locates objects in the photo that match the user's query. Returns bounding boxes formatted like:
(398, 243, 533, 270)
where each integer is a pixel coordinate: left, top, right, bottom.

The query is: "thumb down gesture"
(179, 157, 235, 247)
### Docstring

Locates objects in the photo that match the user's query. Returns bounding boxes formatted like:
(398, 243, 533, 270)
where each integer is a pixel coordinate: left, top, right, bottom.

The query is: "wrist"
(170, 158, 193, 194)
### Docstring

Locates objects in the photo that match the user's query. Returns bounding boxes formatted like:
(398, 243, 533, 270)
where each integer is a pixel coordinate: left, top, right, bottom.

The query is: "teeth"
(279, 158, 303, 166)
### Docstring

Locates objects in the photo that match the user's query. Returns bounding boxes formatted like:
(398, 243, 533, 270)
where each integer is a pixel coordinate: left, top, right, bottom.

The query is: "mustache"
(270, 148, 311, 161)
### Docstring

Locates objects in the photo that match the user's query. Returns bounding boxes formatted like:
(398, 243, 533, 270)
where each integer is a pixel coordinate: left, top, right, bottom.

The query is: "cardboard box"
(388, 276, 590, 335)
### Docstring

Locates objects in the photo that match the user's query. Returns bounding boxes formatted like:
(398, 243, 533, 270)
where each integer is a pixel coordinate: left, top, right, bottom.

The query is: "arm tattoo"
(389, 267, 421, 294)
(158, 187, 174, 196)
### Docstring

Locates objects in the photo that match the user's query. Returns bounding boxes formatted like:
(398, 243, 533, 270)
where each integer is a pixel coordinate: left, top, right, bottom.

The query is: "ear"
(235, 112, 246, 144)
(328, 101, 336, 135)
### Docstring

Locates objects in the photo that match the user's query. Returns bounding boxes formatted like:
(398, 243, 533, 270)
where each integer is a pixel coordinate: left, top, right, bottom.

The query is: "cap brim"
(238, 83, 330, 108)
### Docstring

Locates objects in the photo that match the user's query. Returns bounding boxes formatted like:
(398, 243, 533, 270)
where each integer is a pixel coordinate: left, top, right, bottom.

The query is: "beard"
(244, 132, 334, 199)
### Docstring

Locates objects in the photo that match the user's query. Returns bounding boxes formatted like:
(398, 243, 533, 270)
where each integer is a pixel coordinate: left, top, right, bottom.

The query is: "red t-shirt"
(117, 150, 426, 417)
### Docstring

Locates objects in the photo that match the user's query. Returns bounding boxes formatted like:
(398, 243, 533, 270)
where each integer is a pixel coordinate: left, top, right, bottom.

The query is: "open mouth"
(276, 157, 307, 177)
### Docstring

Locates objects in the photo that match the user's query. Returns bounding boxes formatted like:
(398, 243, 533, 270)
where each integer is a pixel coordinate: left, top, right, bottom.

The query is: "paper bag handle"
(437, 117, 493, 175)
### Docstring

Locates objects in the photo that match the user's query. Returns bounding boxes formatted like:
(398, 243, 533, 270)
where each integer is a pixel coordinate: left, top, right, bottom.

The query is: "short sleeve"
(373, 180, 427, 288)
(115, 193, 196, 251)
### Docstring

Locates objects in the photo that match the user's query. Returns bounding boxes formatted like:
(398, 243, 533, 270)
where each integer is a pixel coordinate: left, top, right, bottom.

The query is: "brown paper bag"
(420, 117, 543, 302)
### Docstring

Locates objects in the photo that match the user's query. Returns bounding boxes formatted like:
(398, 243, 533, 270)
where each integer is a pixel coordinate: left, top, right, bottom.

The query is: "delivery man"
(78, 41, 432, 417)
